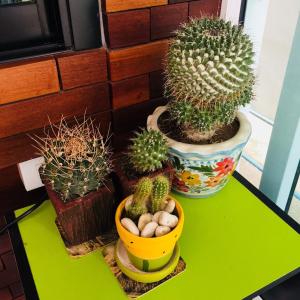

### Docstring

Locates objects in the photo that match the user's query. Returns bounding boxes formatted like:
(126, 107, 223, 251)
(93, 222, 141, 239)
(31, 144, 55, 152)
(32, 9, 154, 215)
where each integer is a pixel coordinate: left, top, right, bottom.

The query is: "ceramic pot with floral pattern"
(147, 106, 252, 198)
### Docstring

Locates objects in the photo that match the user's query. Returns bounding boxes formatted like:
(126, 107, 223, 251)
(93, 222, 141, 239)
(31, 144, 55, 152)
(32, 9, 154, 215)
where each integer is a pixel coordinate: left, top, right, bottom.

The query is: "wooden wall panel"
(104, 0, 167, 13)
(113, 97, 167, 134)
(111, 75, 149, 109)
(0, 165, 46, 214)
(105, 9, 150, 49)
(112, 97, 167, 150)
(0, 83, 110, 139)
(169, 0, 189, 3)
(109, 40, 169, 81)
(57, 49, 108, 90)
(0, 59, 59, 105)
(151, 3, 188, 40)
(149, 70, 164, 99)
(0, 166, 21, 192)
(189, 0, 221, 18)
(0, 111, 111, 170)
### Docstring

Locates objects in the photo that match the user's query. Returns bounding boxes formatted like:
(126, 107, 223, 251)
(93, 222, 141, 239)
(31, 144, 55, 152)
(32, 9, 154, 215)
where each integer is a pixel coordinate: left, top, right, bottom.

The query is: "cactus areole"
(165, 18, 254, 141)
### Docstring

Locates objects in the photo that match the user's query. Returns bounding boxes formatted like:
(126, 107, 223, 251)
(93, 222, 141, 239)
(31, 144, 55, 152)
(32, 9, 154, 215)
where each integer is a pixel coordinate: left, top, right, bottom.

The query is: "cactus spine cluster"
(33, 117, 112, 202)
(151, 176, 170, 213)
(165, 18, 254, 141)
(129, 129, 168, 174)
(127, 177, 153, 219)
(126, 175, 170, 218)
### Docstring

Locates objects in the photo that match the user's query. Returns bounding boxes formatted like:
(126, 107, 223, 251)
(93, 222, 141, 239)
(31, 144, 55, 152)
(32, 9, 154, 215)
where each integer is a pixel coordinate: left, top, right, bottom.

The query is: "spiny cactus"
(128, 129, 168, 174)
(165, 18, 254, 141)
(32, 116, 112, 202)
(151, 176, 170, 214)
(127, 177, 153, 219)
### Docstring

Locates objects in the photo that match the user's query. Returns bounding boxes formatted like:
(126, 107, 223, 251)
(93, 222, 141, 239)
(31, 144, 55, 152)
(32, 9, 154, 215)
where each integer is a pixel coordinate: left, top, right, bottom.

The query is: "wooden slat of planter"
(111, 75, 149, 109)
(112, 97, 167, 134)
(106, 9, 150, 49)
(104, 0, 167, 13)
(57, 49, 108, 90)
(0, 83, 110, 139)
(151, 3, 188, 40)
(189, 0, 221, 18)
(0, 58, 59, 105)
(109, 40, 169, 81)
(0, 111, 111, 170)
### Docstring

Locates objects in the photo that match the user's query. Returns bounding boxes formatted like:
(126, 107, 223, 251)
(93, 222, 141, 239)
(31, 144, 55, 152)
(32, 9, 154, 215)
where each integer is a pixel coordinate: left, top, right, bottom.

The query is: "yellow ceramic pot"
(115, 195, 184, 261)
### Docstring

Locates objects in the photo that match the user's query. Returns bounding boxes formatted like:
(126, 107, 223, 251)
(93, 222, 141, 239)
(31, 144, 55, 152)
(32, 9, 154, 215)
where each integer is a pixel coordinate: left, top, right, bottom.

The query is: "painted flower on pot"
(205, 176, 223, 188)
(173, 177, 189, 192)
(169, 154, 239, 197)
(180, 171, 201, 186)
(213, 158, 234, 177)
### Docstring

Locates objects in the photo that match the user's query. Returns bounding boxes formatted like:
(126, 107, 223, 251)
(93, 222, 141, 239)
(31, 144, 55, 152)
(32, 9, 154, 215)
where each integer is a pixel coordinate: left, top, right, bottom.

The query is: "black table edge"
(6, 211, 39, 300)
(243, 267, 300, 300)
(233, 172, 300, 234)
(6, 171, 300, 300)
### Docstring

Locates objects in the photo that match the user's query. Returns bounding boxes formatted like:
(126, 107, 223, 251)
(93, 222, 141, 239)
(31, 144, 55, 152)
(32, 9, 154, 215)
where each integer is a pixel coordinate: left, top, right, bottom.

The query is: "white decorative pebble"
(155, 226, 171, 237)
(164, 199, 176, 213)
(153, 211, 164, 223)
(158, 212, 178, 228)
(121, 218, 139, 236)
(138, 213, 153, 231)
(141, 221, 158, 238)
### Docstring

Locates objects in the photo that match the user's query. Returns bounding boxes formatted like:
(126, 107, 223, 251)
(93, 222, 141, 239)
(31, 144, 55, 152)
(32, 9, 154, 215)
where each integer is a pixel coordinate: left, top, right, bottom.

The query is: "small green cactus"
(165, 18, 254, 141)
(128, 129, 168, 174)
(127, 177, 153, 219)
(32, 116, 112, 202)
(151, 175, 170, 213)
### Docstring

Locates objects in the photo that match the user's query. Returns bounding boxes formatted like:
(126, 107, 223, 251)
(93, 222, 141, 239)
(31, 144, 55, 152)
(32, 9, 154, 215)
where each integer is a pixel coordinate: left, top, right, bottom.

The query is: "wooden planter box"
(113, 157, 174, 198)
(44, 179, 116, 246)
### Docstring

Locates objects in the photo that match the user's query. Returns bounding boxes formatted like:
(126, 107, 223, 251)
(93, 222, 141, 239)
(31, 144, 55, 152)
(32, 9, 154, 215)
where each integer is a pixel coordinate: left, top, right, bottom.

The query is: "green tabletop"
(14, 175, 300, 300)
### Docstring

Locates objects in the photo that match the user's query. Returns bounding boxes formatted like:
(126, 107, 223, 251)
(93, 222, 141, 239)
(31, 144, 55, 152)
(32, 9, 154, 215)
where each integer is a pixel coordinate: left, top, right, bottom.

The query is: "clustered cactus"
(33, 117, 112, 202)
(128, 129, 168, 174)
(122, 175, 178, 238)
(126, 175, 170, 219)
(126, 177, 152, 219)
(165, 18, 254, 141)
(151, 175, 169, 214)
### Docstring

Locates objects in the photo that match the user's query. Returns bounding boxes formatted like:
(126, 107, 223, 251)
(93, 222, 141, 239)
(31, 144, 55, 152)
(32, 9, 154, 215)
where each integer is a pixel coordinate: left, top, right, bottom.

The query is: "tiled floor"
(0, 217, 25, 300)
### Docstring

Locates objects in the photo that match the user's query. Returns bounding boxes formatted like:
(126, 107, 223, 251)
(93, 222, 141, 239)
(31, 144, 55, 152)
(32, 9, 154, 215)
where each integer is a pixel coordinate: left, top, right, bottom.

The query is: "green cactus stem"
(128, 129, 168, 174)
(127, 177, 153, 219)
(151, 175, 170, 214)
(32, 116, 112, 202)
(165, 18, 254, 141)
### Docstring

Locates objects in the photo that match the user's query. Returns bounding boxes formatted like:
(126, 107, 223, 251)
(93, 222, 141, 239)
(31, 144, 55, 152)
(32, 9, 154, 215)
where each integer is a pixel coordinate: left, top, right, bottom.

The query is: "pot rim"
(147, 106, 252, 157)
(115, 195, 184, 242)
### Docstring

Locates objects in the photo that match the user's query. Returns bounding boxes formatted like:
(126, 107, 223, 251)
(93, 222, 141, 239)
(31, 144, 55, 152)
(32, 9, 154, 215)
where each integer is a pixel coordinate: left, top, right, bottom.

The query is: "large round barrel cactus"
(33, 117, 112, 202)
(165, 18, 254, 141)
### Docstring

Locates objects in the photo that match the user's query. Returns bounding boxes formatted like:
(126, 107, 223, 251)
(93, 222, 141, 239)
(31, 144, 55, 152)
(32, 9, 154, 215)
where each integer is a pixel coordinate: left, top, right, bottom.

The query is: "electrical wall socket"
(18, 157, 45, 191)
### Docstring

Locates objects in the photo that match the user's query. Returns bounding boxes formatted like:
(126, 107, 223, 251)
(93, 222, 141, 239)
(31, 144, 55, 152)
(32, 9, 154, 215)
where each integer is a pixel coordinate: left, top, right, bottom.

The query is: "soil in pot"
(113, 155, 174, 198)
(157, 111, 240, 145)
